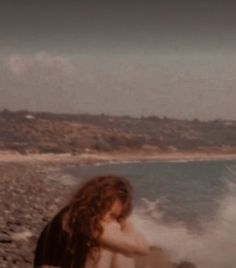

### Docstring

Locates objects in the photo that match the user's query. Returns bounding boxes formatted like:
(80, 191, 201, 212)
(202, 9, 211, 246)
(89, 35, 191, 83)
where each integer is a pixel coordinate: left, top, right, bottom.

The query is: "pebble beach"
(0, 153, 207, 268)
(0, 161, 73, 268)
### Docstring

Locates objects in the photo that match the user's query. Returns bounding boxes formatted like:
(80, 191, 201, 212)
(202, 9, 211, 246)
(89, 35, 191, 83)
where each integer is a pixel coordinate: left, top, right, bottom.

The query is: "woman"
(34, 174, 151, 268)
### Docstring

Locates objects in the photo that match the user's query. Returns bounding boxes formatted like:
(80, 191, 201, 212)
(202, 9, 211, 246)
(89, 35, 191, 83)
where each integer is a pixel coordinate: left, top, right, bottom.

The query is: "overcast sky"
(0, 0, 235, 120)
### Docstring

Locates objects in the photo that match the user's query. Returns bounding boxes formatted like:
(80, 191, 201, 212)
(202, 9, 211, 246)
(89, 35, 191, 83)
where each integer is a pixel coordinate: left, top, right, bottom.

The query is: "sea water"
(62, 159, 236, 268)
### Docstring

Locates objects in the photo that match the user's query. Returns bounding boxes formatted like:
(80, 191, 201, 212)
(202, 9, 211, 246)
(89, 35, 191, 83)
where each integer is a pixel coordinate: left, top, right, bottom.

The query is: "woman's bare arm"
(99, 219, 150, 257)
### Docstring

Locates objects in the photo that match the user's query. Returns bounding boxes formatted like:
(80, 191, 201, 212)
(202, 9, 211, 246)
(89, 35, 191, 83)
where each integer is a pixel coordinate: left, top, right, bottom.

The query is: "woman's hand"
(120, 217, 151, 250)
(99, 217, 150, 257)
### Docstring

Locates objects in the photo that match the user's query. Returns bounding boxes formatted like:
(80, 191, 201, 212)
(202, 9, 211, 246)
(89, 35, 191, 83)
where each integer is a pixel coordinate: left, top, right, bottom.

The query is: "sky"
(0, 0, 235, 120)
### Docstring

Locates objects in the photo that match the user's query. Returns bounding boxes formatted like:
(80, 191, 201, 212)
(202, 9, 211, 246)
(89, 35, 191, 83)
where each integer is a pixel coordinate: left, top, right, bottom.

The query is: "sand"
(1, 150, 236, 164)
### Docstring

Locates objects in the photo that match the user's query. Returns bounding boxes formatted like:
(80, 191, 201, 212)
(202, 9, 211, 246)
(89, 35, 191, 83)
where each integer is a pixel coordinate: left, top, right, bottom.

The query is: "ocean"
(62, 159, 236, 268)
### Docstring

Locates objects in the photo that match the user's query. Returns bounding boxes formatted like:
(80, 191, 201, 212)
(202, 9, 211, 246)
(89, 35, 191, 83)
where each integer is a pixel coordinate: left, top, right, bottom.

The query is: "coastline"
(1, 151, 233, 267)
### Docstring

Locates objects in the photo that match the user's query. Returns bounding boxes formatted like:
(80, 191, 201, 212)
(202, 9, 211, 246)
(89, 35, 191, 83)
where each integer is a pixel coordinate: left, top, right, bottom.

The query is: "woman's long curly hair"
(61, 174, 133, 266)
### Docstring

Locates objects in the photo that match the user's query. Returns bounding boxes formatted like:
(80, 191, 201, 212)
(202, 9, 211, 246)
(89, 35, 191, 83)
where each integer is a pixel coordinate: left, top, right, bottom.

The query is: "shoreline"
(0, 152, 232, 268)
(0, 157, 188, 268)
(0, 150, 236, 164)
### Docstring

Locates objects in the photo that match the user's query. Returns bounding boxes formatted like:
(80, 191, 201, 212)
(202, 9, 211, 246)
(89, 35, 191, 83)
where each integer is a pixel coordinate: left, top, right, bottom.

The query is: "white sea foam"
(131, 179, 236, 268)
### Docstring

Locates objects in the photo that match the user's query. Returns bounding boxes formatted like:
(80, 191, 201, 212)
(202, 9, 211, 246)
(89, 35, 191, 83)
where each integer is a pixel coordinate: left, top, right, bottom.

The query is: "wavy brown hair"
(34, 174, 133, 268)
(63, 174, 132, 255)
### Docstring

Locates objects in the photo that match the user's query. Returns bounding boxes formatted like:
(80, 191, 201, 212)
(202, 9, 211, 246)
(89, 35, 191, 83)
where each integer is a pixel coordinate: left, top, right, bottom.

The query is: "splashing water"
(132, 177, 236, 268)
(63, 159, 236, 267)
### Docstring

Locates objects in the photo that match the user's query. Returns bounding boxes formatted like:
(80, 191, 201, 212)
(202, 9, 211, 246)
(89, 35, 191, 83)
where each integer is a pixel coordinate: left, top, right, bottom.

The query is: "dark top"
(33, 208, 89, 268)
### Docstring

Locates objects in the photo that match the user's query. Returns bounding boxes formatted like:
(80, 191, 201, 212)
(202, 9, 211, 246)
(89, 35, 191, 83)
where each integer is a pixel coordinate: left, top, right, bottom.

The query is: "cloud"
(0, 51, 235, 119)
(0, 52, 78, 112)
(4, 51, 75, 79)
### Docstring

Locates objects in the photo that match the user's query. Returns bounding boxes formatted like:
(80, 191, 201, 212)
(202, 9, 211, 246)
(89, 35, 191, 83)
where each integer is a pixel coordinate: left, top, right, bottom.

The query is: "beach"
(1, 150, 236, 164)
(0, 161, 72, 268)
(1, 151, 236, 268)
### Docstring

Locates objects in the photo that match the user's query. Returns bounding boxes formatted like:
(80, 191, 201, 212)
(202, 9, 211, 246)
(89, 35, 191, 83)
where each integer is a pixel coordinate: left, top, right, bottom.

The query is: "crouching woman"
(34, 174, 151, 268)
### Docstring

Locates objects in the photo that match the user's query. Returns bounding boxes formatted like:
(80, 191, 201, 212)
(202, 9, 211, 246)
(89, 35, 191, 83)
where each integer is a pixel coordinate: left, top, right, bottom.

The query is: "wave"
(131, 178, 236, 268)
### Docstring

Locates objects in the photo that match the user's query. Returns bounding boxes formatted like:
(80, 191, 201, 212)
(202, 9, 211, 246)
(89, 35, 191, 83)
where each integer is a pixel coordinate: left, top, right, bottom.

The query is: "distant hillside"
(0, 109, 236, 154)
